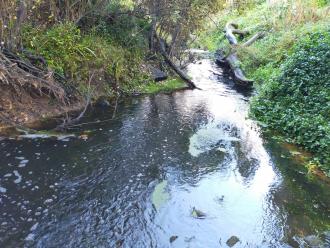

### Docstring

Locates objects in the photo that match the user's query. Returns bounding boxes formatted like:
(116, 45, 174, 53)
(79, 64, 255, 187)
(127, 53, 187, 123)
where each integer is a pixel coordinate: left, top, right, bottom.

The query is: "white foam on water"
(189, 121, 240, 157)
(13, 170, 22, 184)
(30, 223, 39, 231)
(19, 134, 74, 140)
(0, 186, 7, 193)
(25, 233, 35, 241)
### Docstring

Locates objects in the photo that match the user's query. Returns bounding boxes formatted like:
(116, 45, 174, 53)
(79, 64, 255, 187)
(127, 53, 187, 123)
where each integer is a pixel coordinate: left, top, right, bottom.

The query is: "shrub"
(23, 23, 95, 78)
(250, 31, 330, 174)
(22, 23, 150, 94)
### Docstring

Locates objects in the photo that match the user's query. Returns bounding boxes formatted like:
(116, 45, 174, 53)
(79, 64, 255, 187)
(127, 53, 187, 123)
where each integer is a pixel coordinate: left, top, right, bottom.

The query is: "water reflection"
(0, 59, 329, 247)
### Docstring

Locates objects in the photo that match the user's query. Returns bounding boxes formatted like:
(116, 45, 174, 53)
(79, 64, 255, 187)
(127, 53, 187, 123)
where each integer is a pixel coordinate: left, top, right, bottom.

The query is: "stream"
(0, 55, 329, 247)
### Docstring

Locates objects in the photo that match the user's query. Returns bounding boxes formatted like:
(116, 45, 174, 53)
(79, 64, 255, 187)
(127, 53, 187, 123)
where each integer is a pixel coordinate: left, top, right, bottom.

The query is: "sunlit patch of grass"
(138, 78, 187, 94)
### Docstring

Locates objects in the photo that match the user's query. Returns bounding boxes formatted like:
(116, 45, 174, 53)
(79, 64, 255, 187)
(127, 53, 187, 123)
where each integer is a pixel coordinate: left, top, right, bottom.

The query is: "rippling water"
(0, 57, 329, 247)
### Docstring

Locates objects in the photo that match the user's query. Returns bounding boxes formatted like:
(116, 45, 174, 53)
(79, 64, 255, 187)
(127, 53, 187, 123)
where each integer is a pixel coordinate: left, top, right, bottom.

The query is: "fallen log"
(243, 32, 265, 47)
(226, 53, 254, 85)
(225, 22, 240, 45)
(219, 22, 265, 86)
(155, 35, 198, 89)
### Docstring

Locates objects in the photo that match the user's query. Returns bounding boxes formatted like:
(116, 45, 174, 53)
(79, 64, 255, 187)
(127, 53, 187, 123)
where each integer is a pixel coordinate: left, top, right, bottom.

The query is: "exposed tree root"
(0, 50, 67, 103)
(55, 73, 95, 131)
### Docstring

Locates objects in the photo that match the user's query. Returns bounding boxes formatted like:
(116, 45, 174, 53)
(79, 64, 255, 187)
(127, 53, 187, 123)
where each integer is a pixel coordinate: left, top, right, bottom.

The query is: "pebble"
(226, 236, 240, 247)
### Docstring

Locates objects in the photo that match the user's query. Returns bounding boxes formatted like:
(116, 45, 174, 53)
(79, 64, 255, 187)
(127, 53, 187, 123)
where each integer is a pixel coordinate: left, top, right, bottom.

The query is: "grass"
(138, 78, 187, 94)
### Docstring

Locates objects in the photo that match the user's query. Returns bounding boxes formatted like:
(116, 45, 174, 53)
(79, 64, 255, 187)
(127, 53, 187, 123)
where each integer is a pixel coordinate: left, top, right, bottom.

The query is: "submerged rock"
(226, 236, 240, 247)
(95, 97, 111, 108)
(170, 235, 178, 243)
(215, 195, 225, 203)
(149, 66, 168, 82)
(115, 239, 124, 247)
(151, 180, 170, 211)
(191, 207, 207, 219)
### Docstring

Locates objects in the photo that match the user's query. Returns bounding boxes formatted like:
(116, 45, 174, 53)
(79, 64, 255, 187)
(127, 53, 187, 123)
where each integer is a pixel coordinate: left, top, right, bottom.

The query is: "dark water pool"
(0, 57, 329, 247)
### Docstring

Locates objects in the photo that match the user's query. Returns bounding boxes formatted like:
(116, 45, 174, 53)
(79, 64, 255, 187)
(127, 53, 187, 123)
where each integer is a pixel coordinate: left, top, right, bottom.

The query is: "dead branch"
(243, 32, 265, 47)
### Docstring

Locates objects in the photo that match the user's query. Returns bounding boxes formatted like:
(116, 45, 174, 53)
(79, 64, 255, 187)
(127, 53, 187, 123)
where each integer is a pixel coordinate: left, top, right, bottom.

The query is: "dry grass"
(268, 0, 329, 29)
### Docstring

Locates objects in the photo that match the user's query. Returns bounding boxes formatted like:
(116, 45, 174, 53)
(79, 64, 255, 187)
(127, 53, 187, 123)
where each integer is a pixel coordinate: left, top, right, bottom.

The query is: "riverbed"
(0, 57, 329, 247)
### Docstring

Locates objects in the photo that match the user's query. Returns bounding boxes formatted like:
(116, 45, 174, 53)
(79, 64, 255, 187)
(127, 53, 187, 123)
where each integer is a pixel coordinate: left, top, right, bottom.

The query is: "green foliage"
(95, 1, 150, 50)
(316, 0, 330, 7)
(23, 23, 94, 78)
(250, 31, 330, 174)
(22, 22, 150, 95)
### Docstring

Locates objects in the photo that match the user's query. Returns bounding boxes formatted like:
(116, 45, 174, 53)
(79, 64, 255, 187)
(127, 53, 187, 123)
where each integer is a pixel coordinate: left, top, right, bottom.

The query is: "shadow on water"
(0, 56, 329, 247)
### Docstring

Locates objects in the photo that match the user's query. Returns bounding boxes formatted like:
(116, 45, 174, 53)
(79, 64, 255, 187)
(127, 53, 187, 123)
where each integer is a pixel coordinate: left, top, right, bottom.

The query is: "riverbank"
(197, 0, 330, 176)
(0, 16, 188, 132)
(0, 77, 188, 134)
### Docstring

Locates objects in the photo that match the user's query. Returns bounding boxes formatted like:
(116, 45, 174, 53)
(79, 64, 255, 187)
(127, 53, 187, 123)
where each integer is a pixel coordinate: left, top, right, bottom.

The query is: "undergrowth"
(22, 22, 152, 97)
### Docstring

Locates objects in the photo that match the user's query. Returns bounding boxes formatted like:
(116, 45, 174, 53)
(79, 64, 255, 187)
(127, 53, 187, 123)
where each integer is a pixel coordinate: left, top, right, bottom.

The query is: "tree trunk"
(9, 0, 27, 50)
(226, 53, 253, 85)
(149, 16, 157, 51)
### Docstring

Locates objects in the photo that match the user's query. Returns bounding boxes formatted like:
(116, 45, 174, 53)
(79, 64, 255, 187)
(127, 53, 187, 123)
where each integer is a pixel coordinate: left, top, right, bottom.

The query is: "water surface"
(0, 58, 329, 247)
